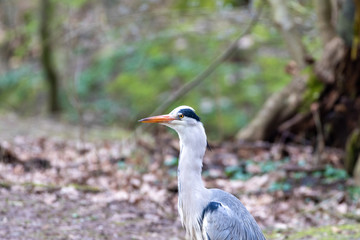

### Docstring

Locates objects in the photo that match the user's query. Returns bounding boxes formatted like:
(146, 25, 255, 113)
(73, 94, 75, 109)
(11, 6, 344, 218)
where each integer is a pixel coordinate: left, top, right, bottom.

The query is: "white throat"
(176, 122, 210, 240)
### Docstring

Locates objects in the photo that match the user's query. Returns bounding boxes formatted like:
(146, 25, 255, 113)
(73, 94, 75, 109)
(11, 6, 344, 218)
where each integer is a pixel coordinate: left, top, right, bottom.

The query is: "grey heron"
(139, 106, 266, 240)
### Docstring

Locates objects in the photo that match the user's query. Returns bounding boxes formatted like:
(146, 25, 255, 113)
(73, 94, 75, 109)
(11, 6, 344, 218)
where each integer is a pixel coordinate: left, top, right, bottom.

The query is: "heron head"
(139, 105, 201, 132)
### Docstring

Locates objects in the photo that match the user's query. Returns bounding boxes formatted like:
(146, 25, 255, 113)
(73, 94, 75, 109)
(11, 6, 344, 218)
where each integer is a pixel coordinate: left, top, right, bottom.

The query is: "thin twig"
(312, 104, 325, 165)
(283, 165, 325, 173)
(147, 7, 263, 118)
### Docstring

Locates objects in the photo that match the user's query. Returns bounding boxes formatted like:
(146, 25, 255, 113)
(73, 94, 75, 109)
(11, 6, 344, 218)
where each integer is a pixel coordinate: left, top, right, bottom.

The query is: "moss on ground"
(286, 224, 360, 240)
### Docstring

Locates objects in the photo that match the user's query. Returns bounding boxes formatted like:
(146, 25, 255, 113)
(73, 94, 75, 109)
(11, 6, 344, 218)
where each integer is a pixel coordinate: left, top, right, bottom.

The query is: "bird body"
(203, 189, 265, 240)
(140, 106, 266, 240)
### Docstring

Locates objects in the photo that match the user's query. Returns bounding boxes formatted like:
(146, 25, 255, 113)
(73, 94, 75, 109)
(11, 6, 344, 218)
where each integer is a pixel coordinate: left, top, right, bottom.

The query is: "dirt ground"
(0, 188, 184, 240)
(1, 114, 360, 240)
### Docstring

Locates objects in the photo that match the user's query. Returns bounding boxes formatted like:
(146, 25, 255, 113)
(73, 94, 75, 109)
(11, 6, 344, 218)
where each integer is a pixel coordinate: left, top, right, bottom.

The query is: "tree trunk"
(345, 128, 360, 176)
(354, 154, 360, 186)
(40, 0, 61, 113)
(238, 0, 360, 176)
(236, 74, 307, 141)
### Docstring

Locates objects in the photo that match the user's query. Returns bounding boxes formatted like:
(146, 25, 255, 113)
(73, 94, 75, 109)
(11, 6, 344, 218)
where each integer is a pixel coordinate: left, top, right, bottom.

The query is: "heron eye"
(178, 113, 184, 119)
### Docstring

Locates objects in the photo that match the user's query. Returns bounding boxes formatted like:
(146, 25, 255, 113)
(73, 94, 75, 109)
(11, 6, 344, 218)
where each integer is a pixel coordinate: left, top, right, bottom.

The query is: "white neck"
(176, 123, 210, 240)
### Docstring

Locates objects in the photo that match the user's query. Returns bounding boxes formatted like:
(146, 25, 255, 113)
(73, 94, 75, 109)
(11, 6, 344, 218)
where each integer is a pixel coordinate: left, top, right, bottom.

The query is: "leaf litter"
(0, 119, 359, 239)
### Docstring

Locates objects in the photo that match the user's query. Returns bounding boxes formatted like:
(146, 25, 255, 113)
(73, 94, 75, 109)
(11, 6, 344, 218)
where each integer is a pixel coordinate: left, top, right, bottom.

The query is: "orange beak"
(138, 114, 177, 123)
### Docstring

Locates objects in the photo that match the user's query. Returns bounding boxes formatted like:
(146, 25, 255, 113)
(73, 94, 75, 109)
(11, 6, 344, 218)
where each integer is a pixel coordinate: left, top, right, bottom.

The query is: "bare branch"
(267, 0, 308, 68)
(147, 7, 263, 117)
(237, 75, 307, 141)
(315, 0, 337, 44)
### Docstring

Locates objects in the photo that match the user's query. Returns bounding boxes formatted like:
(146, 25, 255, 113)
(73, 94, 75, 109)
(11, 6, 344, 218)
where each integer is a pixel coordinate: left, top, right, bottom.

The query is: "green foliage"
(301, 67, 324, 111)
(225, 165, 252, 180)
(117, 161, 128, 170)
(0, 0, 310, 139)
(312, 170, 323, 178)
(258, 56, 291, 93)
(60, 0, 89, 8)
(174, 0, 218, 10)
(252, 24, 279, 43)
(0, 66, 43, 111)
(259, 160, 279, 173)
(225, 158, 288, 181)
(347, 186, 360, 201)
(268, 181, 292, 192)
(322, 164, 348, 182)
(307, 165, 349, 185)
(173, 0, 250, 10)
(258, 158, 289, 174)
(302, 33, 323, 60)
(164, 157, 179, 167)
(292, 172, 306, 179)
(223, 0, 249, 8)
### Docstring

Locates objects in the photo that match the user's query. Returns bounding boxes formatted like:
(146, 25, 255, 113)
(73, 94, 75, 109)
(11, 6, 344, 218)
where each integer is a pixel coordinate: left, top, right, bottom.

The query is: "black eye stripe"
(178, 109, 200, 121)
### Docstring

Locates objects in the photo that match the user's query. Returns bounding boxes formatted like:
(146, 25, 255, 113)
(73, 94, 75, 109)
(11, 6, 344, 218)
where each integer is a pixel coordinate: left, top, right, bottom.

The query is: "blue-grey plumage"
(201, 189, 266, 240)
(139, 106, 266, 240)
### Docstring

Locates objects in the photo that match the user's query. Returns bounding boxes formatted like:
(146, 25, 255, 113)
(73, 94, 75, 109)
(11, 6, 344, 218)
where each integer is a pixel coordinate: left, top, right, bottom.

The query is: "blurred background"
(0, 0, 360, 239)
(0, 0, 299, 138)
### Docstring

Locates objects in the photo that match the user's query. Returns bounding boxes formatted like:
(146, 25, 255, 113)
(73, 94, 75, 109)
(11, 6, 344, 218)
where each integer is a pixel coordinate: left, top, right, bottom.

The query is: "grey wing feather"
(202, 189, 266, 240)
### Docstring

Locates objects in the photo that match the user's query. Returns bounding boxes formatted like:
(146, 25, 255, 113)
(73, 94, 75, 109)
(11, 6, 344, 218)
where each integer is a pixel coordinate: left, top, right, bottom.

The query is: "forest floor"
(0, 113, 360, 240)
